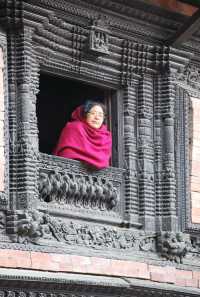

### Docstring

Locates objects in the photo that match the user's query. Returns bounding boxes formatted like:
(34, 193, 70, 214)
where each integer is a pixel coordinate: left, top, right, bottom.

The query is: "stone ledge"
(0, 268, 199, 296)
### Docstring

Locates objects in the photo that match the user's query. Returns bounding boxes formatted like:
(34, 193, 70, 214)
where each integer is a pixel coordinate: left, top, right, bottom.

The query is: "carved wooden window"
(36, 72, 124, 225)
(36, 72, 120, 167)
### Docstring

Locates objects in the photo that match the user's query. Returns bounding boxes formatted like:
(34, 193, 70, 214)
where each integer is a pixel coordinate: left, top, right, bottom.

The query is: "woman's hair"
(82, 100, 106, 118)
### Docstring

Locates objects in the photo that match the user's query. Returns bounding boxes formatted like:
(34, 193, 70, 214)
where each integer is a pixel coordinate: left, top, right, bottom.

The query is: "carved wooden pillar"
(14, 26, 39, 209)
(154, 75, 163, 231)
(8, 31, 18, 209)
(160, 74, 177, 231)
(137, 74, 155, 230)
(123, 84, 140, 227)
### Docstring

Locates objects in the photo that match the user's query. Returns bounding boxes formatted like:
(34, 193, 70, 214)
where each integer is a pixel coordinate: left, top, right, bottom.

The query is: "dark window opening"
(36, 73, 115, 162)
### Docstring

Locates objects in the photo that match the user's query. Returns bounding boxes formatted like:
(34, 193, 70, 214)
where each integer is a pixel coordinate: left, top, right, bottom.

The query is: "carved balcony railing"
(38, 153, 125, 225)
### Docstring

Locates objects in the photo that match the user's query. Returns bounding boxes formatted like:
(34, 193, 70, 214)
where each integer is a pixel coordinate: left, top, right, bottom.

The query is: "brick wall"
(149, 0, 197, 15)
(190, 97, 200, 223)
(0, 249, 200, 289)
(0, 47, 5, 192)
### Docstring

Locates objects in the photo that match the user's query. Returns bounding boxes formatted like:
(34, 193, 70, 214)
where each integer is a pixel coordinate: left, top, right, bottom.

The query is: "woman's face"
(86, 105, 104, 129)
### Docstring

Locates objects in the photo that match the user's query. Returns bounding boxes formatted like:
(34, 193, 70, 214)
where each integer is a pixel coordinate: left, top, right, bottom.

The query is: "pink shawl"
(53, 106, 112, 169)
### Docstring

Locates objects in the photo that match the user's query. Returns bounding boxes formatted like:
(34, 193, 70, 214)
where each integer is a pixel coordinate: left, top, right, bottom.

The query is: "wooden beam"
(167, 8, 200, 46)
(178, 0, 200, 8)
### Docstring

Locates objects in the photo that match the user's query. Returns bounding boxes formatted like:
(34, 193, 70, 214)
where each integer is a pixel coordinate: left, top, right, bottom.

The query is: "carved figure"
(17, 211, 45, 243)
(53, 101, 112, 169)
(157, 232, 191, 263)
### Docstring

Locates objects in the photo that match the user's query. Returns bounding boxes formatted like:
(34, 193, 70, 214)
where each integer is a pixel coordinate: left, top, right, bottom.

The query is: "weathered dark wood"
(0, 0, 199, 269)
(167, 8, 200, 46)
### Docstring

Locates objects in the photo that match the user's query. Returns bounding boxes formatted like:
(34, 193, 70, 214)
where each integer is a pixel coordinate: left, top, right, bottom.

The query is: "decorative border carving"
(25, 0, 185, 43)
(6, 209, 157, 251)
(175, 64, 200, 97)
(38, 154, 124, 223)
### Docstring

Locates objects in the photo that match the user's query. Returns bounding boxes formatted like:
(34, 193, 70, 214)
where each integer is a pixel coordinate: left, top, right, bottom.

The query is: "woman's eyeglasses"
(87, 111, 105, 118)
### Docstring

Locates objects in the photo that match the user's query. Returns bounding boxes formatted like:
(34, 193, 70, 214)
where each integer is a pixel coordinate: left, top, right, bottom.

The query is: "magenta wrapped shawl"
(53, 106, 112, 169)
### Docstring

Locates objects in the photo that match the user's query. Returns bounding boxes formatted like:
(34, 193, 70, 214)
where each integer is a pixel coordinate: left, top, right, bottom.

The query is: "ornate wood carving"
(38, 170, 118, 211)
(15, 26, 39, 209)
(175, 64, 200, 97)
(0, 0, 199, 268)
(138, 75, 155, 230)
(157, 232, 191, 263)
(160, 74, 177, 231)
(88, 18, 110, 56)
(6, 209, 156, 251)
(123, 85, 140, 228)
(38, 154, 124, 223)
(0, 31, 8, 208)
(154, 75, 163, 231)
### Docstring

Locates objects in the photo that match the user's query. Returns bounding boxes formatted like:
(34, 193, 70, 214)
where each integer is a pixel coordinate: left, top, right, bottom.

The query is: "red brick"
(149, 265, 176, 284)
(89, 257, 111, 274)
(175, 278, 187, 287)
(192, 208, 200, 224)
(150, 272, 166, 283)
(116, 260, 140, 277)
(50, 254, 73, 272)
(176, 269, 193, 280)
(137, 263, 150, 280)
(185, 279, 198, 288)
(0, 250, 31, 268)
(191, 162, 200, 175)
(71, 255, 92, 273)
(50, 253, 70, 263)
(109, 260, 149, 278)
(30, 252, 60, 271)
(193, 271, 200, 280)
(110, 260, 127, 276)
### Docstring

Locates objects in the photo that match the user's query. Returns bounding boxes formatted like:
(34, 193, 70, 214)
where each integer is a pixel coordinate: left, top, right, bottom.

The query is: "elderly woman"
(53, 101, 112, 169)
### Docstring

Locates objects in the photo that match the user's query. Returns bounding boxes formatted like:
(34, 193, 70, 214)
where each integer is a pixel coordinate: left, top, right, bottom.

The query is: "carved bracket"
(157, 232, 191, 263)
